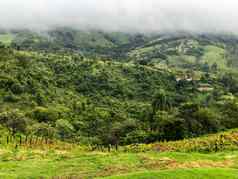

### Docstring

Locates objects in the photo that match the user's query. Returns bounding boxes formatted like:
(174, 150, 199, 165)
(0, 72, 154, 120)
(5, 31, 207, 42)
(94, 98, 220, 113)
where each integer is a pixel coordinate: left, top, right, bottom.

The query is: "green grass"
(201, 45, 226, 68)
(103, 168, 238, 179)
(74, 31, 115, 48)
(1, 129, 238, 178)
(129, 44, 161, 57)
(128, 38, 229, 71)
(0, 34, 14, 45)
(0, 145, 238, 178)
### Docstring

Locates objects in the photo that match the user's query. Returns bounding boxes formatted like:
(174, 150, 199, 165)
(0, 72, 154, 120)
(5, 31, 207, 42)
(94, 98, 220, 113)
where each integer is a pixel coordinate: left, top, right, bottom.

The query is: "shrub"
(0, 110, 29, 135)
(31, 107, 59, 123)
(56, 119, 75, 139)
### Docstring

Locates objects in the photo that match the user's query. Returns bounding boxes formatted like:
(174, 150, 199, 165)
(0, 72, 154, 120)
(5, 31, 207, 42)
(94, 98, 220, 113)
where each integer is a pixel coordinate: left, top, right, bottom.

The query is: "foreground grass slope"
(0, 129, 238, 178)
(1, 147, 238, 178)
(104, 168, 238, 179)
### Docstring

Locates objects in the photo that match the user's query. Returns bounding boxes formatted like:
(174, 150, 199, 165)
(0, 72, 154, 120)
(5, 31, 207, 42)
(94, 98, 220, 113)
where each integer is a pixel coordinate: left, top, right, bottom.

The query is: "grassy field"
(0, 34, 14, 45)
(1, 148, 238, 178)
(0, 130, 238, 178)
(201, 45, 226, 69)
(1, 147, 238, 178)
(104, 168, 238, 179)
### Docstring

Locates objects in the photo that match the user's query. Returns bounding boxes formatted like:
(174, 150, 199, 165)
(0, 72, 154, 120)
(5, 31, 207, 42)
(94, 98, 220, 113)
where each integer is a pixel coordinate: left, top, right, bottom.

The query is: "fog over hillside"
(0, 0, 238, 34)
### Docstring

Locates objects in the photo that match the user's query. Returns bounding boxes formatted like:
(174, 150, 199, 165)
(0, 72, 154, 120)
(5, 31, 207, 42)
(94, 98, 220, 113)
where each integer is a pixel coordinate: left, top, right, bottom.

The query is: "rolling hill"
(1, 29, 238, 178)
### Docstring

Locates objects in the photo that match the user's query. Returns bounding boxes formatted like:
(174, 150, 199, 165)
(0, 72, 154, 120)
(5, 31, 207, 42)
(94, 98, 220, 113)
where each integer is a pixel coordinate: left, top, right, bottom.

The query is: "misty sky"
(0, 0, 238, 33)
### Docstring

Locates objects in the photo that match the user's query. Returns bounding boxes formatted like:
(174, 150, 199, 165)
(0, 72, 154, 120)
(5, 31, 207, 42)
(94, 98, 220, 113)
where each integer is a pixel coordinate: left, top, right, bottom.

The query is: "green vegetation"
(1, 46, 238, 148)
(104, 169, 238, 179)
(0, 129, 238, 178)
(1, 32, 238, 147)
(0, 33, 14, 45)
(1, 29, 238, 178)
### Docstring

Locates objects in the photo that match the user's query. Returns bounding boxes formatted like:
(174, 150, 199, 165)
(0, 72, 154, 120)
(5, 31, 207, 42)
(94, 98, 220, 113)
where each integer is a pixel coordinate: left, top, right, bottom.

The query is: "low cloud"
(0, 0, 238, 34)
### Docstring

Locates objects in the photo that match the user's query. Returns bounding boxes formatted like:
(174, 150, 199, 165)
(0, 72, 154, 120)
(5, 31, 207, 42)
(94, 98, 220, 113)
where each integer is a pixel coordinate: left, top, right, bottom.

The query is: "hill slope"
(0, 30, 238, 149)
(2, 30, 238, 71)
(0, 45, 238, 146)
(0, 129, 238, 178)
(1, 29, 238, 178)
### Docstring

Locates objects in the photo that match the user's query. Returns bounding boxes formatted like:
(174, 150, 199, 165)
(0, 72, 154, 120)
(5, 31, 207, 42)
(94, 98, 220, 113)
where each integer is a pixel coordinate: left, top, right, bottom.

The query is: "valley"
(1, 29, 238, 178)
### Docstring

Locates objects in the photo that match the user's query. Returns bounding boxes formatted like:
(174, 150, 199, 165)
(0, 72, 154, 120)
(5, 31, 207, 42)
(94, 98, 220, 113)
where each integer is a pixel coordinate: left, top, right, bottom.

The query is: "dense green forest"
(0, 29, 238, 150)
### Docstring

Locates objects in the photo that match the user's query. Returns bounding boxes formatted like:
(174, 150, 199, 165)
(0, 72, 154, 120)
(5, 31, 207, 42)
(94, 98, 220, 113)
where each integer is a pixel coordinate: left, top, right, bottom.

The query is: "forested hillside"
(1, 28, 238, 178)
(2, 0, 238, 177)
(1, 30, 238, 149)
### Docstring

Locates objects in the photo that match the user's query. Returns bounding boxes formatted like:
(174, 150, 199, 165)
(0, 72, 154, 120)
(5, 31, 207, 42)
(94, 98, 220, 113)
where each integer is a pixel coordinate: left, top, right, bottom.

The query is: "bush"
(56, 119, 75, 139)
(3, 94, 20, 103)
(124, 130, 147, 145)
(179, 103, 221, 137)
(30, 123, 56, 139)
(31, 107, 59, 123)
(10, 82, 24, 94)
(0, 110, 29, 135)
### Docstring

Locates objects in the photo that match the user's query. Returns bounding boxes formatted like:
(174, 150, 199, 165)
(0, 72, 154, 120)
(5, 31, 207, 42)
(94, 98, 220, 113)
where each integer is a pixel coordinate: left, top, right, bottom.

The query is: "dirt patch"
(55, 150, 69, 155)
(0, 149, 7, 155)
(96, 165, 131, 177)
(141, 157, 177, 170)
(168, 160, 234, 169)
(139, 156, 234, 170)
(153, 144, 175, 152)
